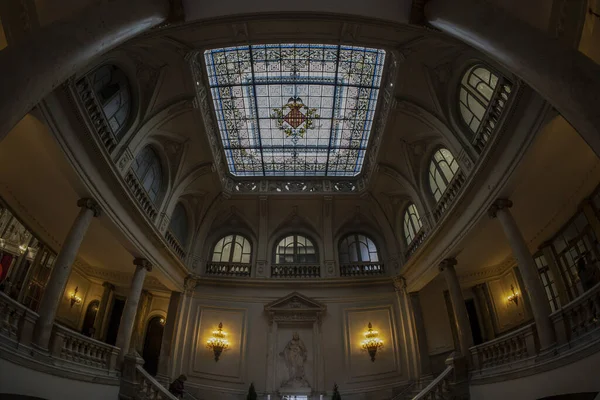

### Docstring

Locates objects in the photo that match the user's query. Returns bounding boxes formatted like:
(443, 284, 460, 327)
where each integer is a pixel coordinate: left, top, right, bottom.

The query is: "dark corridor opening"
(465, 298, 483, 345)
(142, 316, 165, 376)
(105, 298, 125, 346)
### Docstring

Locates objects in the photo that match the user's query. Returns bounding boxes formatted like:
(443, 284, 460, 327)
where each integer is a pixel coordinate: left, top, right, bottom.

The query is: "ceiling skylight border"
(203, 44, 386, 178)
(190, 47, 398, 195)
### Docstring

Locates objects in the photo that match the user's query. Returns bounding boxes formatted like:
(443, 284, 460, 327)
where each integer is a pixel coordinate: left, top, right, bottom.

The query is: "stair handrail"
(411, 365, 454, 400)
(389, 381, 418, 400)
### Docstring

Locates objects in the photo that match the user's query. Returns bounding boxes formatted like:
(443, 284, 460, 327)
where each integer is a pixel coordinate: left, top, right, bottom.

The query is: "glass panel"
(204, 44, 386, 177)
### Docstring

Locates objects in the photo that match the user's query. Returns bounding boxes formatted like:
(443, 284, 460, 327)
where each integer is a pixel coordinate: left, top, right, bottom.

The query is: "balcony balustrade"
(74, 78, 117, 153)
(271, 264, 320, 279)
(164, 230, 186, 261)
(405, 229, 427, 259)
(433, 171, 466, 222)
(551, 281, 600, 346)
(340, 262, 385, 277)
(125, 170, 158, 222)
(50, 323, 119, 371)
(205, 262, 251, 277)
(469, 323, 538, 371)
(472, 81, 513, 153)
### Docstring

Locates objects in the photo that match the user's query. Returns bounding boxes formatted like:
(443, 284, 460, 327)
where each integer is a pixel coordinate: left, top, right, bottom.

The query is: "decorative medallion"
(271, 96, 320, 143)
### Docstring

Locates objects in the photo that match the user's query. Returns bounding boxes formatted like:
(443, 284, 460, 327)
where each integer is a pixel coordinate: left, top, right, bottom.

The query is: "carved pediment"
(264, 292, 326, 323)
(265, 292, 326, 312)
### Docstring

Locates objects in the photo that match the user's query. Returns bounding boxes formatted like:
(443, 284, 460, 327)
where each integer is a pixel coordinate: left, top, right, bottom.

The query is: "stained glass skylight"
(204, 44, 386, 177)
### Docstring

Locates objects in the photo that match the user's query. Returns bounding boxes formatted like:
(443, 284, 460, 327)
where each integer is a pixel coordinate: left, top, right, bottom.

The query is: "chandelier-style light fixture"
(206, 322, 229, 362)
(69, 287, 82, 308)
(507, 284, 520, 306)
(361, 322, 384, 362)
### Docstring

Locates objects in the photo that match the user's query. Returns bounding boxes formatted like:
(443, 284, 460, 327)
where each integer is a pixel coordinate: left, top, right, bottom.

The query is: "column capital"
(184, 274, 198, 294)
(133, 258, 153, 272)
(392, 275, 407, 293)
(488, 198, 513, 218)
(439, 258, 457, 272)
(77, 198, 102, 217)
(102, 282, 115, 290)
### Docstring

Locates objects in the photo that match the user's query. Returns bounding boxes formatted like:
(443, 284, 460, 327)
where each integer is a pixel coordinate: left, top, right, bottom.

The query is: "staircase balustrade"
(0, 292, 37, 347)
(411, 365, 454, 400)
(120, 352, 178, 400)
(50, 323, 119, 371)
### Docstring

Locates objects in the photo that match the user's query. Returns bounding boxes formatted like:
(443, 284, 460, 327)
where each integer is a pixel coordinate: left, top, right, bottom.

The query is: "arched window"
(459, 65, 512, 146)
(403, 203, 423, 244)
(429, 148, 459, 202)
(168, 203, 189, 246)
(274, 234, 317, 264)
(132, 146, 163, 204)
(91, 65, 132, 138)
(339, 234, 379, 264)
(211, 234, 252, 264)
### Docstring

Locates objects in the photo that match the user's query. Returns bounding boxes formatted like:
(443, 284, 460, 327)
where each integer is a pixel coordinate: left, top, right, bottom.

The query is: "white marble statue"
(280, 332, 309, 388)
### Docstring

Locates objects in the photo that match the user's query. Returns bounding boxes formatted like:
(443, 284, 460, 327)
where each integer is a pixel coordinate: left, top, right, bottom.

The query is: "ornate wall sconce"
(159, 317, 166, 326)
(507, 284, 519, 306)
(206, 322, 229, 362)
(69, 287, 82, 308)
(361, 322, 384, 362)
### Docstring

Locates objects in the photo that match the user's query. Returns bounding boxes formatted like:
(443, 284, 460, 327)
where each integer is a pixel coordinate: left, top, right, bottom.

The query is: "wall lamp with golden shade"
(507, 284, 519, 306)
(206, 322, 229, 362)
(69, 287, 82, 308)
(361, 322, 384, 362)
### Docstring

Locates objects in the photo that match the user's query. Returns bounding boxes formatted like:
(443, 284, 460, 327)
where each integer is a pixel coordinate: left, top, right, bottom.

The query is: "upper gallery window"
(168, 203, 189, 246)
(131, 146, 163, 204)
(429, 148, 459, 202)
(211, 234, 252, 264)
(459, 65, 512, 147)
(91, 65, 132, 138)
(204, 44, 386, 177)
(403, 203, 423, 245)
(338, 234, 380, 264)
(274, 234, 318, 264)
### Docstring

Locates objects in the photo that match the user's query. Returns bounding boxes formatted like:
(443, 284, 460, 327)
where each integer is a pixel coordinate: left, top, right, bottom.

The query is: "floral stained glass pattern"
(204, 44, 386, 177)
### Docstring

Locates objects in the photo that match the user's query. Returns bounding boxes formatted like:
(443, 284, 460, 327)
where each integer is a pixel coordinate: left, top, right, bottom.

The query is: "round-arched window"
(168, 203, 189, 246)
(274, 234, 317, 264)
(429, 148, 459, 202)
(459, 64, 512, 147)
(339, 234, 379, 264)
(131, 146, 163, 204)
(91, 65, 132, 138)
(211, 234, 252, 264)
(403, 203, 423, 245)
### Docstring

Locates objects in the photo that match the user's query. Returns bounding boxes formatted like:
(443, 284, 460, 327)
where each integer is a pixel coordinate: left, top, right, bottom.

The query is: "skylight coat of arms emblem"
(204, 44, 386, 177)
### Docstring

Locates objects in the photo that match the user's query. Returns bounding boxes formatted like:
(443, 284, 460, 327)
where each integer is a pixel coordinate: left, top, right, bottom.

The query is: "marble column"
(33, 198, 101, 349)
(156, 291, 182, 384)
(93, 282, 115, 341)
(115, 258, 152, 363)
(0, 0, 172, 142)
(439, 258, 473, 358)
(489, 199, 555, 348)
(425, 0, 600, 158)
(408, 292, 432, 377)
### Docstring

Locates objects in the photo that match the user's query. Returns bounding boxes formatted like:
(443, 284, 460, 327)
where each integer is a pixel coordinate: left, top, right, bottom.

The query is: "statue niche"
(280, 332, 309, 388)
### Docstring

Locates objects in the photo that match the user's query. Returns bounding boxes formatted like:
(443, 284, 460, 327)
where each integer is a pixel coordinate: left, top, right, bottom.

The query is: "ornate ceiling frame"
(190, 49, 398, 195)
